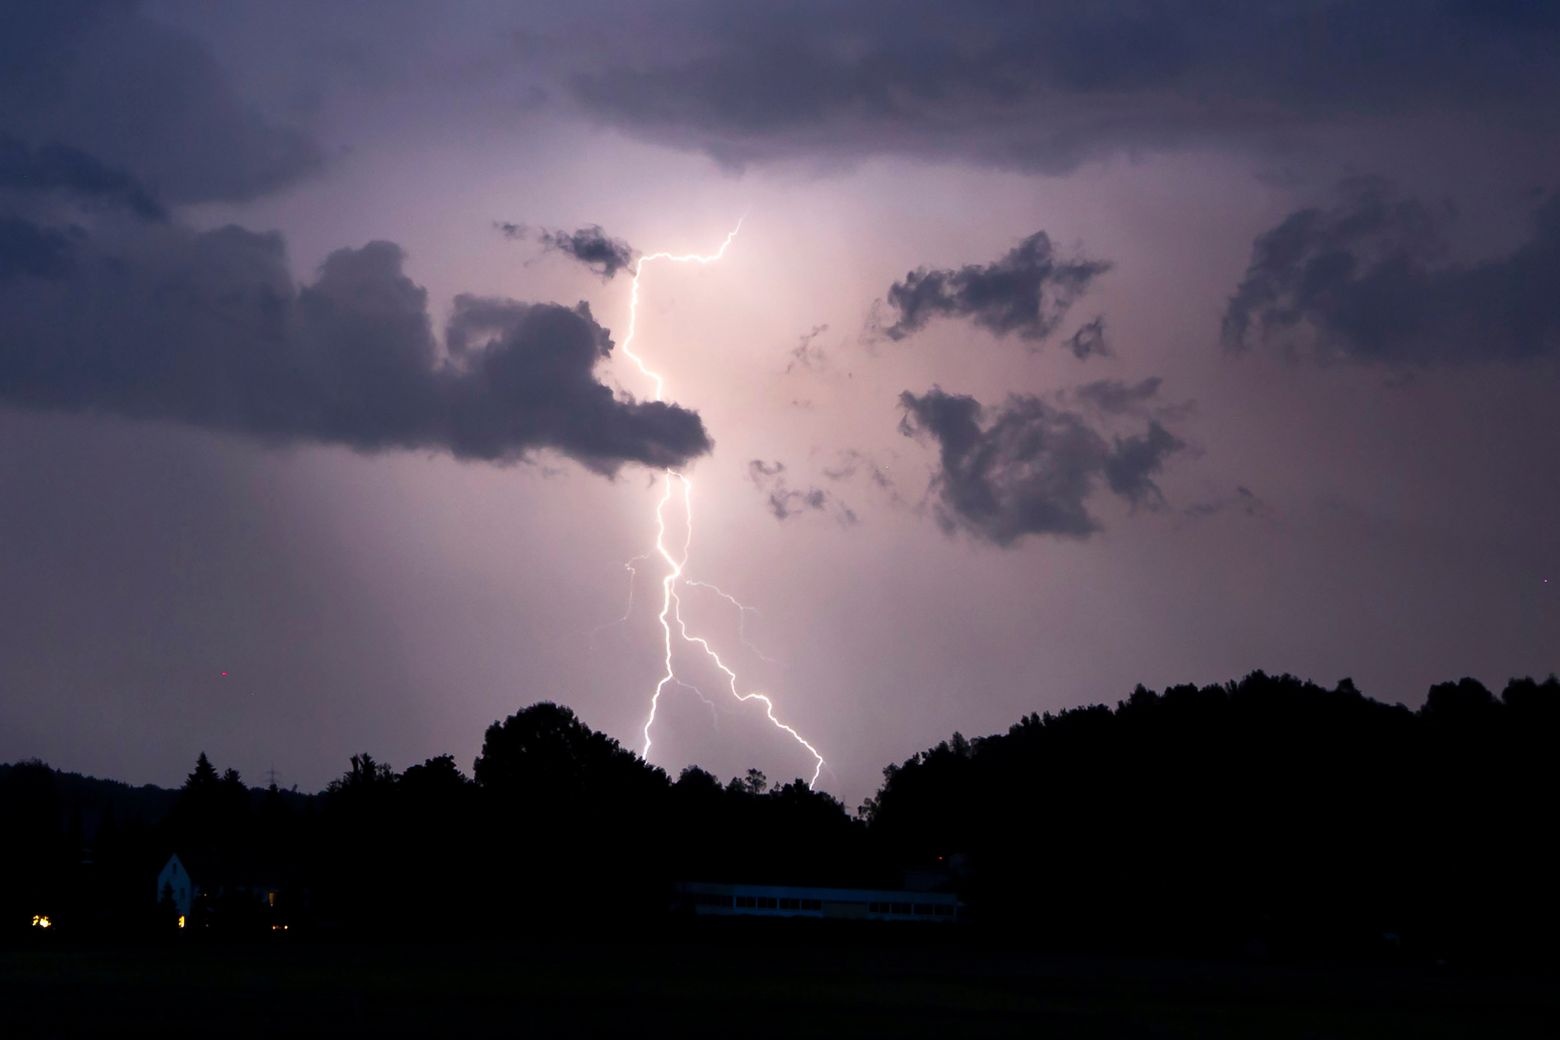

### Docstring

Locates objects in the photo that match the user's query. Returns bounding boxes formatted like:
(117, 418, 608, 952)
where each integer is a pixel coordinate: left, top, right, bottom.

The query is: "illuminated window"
(177, 915, 186, 929)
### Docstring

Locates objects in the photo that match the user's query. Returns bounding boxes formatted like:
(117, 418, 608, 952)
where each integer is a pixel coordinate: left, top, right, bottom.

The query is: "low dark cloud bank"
(0, 135, 166, 222)
(0, 6, 706, 477)
(0, 224, 710, 472)
(1224, 180, 1560, 365)
(0, 218, 79, 283)
(565, 1, 1560, 172)
(898, 387, 1183, 546)
(880, 231, 1110, 346)
(1, 2, 320, 205)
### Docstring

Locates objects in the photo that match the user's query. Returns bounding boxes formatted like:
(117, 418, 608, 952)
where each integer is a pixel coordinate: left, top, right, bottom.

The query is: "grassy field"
(4, 928, 1555, 1037)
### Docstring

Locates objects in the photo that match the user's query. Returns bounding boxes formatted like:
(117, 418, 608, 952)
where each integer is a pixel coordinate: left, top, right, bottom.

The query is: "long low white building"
(673, 882, 961, 922)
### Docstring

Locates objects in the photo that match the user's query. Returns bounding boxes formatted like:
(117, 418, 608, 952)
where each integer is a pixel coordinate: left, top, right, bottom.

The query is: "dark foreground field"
(5, 927, 1555, 1038)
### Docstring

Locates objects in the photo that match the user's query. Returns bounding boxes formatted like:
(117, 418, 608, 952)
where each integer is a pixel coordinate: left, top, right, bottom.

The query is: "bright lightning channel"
(622, 220, 826, 788)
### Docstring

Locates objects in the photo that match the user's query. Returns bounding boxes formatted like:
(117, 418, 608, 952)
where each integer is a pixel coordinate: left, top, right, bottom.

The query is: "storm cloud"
(898, 386, 1183, 546)
(565, 1, 1560, 173)
(0, 135, 166, 221)
(1064, 317, 1110, 360)
(880, 232, 1110, 345)
(0, 223, 710, 473)
(0, 218, 78, 283)
(536, 224, 637, 280)
(1, 1, 320, 205)
(1223, 180, 1560, 365)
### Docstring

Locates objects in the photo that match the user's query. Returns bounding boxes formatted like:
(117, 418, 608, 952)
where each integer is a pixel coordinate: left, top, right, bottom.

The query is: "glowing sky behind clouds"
(2, 2, 1557, 805)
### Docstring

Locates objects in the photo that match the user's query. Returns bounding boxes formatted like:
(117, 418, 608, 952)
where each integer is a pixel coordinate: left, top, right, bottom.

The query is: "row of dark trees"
(867, 673, 1560, 959)
(4, 672, 1557, 960)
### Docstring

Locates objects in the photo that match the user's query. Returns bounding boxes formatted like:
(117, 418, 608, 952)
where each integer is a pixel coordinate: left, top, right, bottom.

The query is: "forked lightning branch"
(616, 221, 826, 788)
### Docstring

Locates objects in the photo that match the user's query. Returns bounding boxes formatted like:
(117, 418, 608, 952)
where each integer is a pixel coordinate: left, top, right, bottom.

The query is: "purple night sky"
(2, 1, 1556, 806)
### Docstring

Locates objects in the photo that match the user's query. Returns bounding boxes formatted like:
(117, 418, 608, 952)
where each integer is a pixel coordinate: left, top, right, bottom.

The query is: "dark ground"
(4, 925, 1556, 1038)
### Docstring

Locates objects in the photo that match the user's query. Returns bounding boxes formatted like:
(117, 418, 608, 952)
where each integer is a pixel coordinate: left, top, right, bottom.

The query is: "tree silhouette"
(6, 672, 1557, 954)
(470, 702, 670, 926)
(730, 768, 768, 795)
(186, 752, 219, 790)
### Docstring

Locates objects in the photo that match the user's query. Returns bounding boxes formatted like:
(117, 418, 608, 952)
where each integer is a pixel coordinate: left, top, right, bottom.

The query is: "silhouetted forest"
(4, 672, 1557, 962)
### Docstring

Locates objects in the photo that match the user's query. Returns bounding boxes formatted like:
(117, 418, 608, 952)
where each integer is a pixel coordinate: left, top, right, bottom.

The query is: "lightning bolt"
(587, 554, 650, 644)
(684, 580, 777, 663)
(621, 219, 826, 788)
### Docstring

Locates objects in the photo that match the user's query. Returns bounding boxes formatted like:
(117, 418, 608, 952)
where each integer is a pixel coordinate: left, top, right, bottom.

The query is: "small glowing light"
(177, 914, 185, 929)
(220, 671, 229, 678)
(32, 914, 52, 929)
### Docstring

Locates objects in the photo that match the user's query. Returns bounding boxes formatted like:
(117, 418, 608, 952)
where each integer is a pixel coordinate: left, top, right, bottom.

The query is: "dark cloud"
(0, 222, 710, 473)
(0, 218, 78, 282)
(897, 386, 1183, 546)
(495, 221, 527, 240)
(0, 135, 166, 221)
(0, 2, 320, 205)
(536, 224, 637, 280)
(879, 232, 1110, 345)
(1104, 422, 1185, 510)
(747, 459, 857, 525)
(564, 1, 1560, 173)
(1064, 317, 1109, 360)
(1223, 180, 1560, 365)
